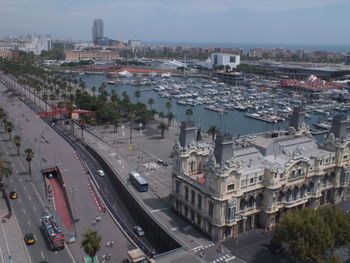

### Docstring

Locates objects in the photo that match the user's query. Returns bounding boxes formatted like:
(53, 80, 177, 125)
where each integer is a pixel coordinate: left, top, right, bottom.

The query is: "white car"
(97, 170, 105, 177)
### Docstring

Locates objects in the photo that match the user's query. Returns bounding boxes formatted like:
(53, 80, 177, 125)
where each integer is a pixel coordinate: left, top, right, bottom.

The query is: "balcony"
(283, 197, 308, 208)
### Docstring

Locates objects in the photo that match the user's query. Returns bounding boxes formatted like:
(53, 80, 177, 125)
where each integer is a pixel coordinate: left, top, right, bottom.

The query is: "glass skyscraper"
(92, 19, 104, 44)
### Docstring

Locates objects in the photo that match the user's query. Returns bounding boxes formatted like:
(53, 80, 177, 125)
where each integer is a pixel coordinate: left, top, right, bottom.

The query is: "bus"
(129, 171, 148, 192)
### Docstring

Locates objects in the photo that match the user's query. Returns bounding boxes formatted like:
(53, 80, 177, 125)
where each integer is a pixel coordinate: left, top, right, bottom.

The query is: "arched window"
(286, 189, 292, 202)
(308, 181, 314, 193)
(278, 191, 284, 202)
(301, 185, 306, 197)
(293, 186, 299, 200)
(248, 196, 255, 208)
(240, 199, 246, 210)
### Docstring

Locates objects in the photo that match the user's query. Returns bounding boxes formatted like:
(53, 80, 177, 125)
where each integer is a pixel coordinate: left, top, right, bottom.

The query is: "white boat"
(161, 73, 171, 78)
(118, 71, 133, 77)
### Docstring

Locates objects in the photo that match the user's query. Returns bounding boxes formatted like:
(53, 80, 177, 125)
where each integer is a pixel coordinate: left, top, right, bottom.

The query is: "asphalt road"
(0, 127, 74, 262)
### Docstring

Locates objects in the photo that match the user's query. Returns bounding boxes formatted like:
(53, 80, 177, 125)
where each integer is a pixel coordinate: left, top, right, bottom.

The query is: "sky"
(1, 0, 350, 45)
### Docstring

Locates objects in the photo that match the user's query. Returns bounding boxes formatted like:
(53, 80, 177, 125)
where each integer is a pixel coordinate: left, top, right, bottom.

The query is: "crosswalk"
(209, 254, 236, 263)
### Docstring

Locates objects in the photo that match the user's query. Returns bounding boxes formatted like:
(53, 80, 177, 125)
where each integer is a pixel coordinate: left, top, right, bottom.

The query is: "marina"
(67, 71, 350, 140)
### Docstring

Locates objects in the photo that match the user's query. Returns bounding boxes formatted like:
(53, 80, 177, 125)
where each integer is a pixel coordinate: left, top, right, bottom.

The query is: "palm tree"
(0, 109, 7, 127)
(0, 152, 12, 189)
(148, 98, 155, 110)
(128, 111, 135, 145)
(81, 229, 101, 263)
(24, 148, 34, 175)
(207, 125, 218, 141)
(134, 90, 141, 104)
(5, 121, 15, 141)
(165, 101, 172, 114)
(158, 122, 169, 139)
(185, 108, 193, 121)
(91, 86, 96, 96)
(13, 135, 22, 156)
(167, 112, 175, 126)
(158, 112, 165, 123)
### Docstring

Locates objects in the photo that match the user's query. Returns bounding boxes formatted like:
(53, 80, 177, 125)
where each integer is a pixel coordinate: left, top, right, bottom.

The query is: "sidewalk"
(0, 197, 31, 263)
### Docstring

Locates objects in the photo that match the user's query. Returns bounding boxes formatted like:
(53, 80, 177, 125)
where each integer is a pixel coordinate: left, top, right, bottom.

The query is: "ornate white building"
(171, 108, 350, 241)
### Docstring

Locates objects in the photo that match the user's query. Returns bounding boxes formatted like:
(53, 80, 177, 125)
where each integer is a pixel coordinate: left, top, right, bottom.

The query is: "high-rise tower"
(92, 19, 104, 44)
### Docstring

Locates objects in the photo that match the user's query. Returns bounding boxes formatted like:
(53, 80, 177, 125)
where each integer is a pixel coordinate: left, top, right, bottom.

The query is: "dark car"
(24, 233, 36, 245)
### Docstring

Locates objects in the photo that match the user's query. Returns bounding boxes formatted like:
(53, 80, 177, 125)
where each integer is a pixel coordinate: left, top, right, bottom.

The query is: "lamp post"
(236, 215, 247, 263)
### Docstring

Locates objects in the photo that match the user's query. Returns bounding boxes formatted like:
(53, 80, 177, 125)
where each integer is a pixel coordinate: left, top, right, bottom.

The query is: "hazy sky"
(1, 0, 350, 44)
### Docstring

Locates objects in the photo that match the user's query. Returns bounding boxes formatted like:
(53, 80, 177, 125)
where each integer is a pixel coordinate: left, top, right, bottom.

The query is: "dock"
(244, 113, 277, 123)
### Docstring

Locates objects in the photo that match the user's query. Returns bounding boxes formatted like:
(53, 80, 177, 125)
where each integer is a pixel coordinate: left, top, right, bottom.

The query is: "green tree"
(185, 108, 193, 121)
(91, 86, 96, 96)
(167, 112, 175, 126)
(148, 98, 155, 110)
(207, 125, 218, 141)
(5, 121, 15, 141)
(272, 207, 349, 263)
(0, 152, 12, 189)
(13, 135, 22, 156)
(165, 101, 172, 114)
(157, 122, 169, 139)
(128, 111, 135, 145)
(158, 111, 165, 123)
(81, 229, 101, 263)
(225, 65, 231, 72)
(134, 90, 141, 103)
(24, 148, 34, 175)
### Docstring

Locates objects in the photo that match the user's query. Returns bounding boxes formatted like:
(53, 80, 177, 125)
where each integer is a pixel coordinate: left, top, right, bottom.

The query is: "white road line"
(225, 256, 236, 262)
(150, 207, 168, 213)
(41, 251, 44, 259)
(27, 220, 31, 226)
(19, 178, 22, 182)
(1, 221, 11, 260)
(23, 186, 26, 190)
(33, 206, 37, 211)
(18, 198, 21, 202)
(28, 196, 31, 200)
(22, 209, 26, 214)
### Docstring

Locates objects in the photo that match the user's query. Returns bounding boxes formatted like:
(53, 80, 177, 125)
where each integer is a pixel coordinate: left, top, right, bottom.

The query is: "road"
(0, 122, 73, 262)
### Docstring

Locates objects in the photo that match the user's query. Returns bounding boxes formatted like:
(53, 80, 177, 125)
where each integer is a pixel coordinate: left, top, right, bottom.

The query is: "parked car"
(133, 226, 145, 237)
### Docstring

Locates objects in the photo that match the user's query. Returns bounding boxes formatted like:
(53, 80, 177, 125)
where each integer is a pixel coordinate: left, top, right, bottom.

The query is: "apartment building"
(64, 50, 119, 61)
(171, 108, 350, 241)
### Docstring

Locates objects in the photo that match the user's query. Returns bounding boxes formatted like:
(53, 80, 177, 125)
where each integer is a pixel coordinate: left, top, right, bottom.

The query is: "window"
(241, 180, 247, 187)
(184, 206, 188, 217)
(332, 156, 335, 162)
(343, 155, 348, 160)
(230, 56, 236, 63)
(198, 194, 202, 210)
(185, 186, 189, 201)
(208, 201, 214, 218)
(208, 223, 212, 234)
(297, 169, 302, 176)
(279, 173, 284, 179)
(227, 184, 235, 191)
(291, 170, 296, 177)
(325, 159, 329, 164)
(250, 178, 255, 184)
(175, 181, 180, 195)
(191, 190, 195, 205)
(258, 176, 263, 181)
(226, 206, 235, 221)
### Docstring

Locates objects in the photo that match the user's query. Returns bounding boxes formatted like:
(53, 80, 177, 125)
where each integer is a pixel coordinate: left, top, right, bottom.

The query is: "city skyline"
(1, 0, 350, 45)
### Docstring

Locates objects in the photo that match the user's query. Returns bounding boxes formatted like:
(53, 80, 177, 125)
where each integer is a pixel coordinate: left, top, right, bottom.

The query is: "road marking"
(18, 198, 21, 202)
(23, 186, 26, 190)
(41, 251, 44, 259)
(225, 256, 236, 262)
(22, 209, 26, 214)
(33, 206, 37, 211)
(19, 178, 22, 182)
(28, 196, 31, 200)
(150, 207, 168, 213)
(27, 220, 31, 226)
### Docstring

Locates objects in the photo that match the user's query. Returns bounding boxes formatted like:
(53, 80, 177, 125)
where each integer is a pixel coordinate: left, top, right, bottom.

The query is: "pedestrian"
(108, 253, 112, 260)
(106, 241, 110, 247)
(110, 240, 114, 247)
(92, 219, 96, 226)
(96, 215, 101, 222)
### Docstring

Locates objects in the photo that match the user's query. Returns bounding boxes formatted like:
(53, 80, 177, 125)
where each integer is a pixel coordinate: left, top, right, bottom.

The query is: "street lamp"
(236, 215, 247, 263)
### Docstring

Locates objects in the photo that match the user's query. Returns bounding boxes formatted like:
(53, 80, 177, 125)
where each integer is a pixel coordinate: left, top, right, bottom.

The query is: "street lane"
(0, 129, 73, 262)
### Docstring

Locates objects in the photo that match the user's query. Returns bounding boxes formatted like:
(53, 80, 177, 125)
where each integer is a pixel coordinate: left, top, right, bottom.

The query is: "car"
(133, 226, 145, 237)
(24, 233, 36, 245)
(97, 170, 105, 177)
(9, 191, 18, 199)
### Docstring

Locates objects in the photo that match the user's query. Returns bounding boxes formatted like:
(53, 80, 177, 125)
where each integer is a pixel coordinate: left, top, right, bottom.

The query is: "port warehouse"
(83, 144, 184, 258)
(253, 62, 350, 80)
